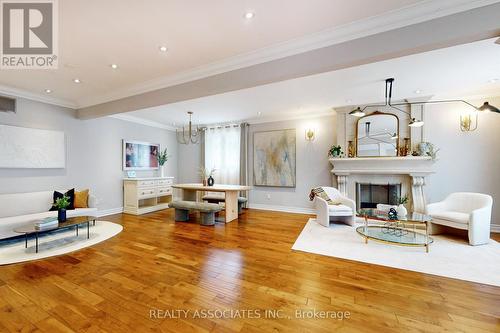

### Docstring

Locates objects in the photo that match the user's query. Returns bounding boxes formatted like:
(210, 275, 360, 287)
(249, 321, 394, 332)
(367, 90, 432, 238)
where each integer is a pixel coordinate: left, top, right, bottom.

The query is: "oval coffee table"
(356, 208, 433, 252)
(14, 216, 97, 253)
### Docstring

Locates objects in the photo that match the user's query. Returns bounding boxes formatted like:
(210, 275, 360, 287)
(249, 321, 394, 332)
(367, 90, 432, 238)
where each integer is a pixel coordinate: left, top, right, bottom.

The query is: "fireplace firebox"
(356, 183, 401, 210)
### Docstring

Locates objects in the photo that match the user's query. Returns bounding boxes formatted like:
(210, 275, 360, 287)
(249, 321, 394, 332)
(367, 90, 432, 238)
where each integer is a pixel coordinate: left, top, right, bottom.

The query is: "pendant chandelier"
(348, 78, 500, 128)
(176, 111, 202, 144)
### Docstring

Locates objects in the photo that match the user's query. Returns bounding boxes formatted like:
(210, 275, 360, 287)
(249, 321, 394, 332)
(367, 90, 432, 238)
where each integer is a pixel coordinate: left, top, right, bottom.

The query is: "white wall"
(247, 115, 337, 212)
(175, 115, 337, 212)
(0, 98, 178, 213)
(425, 96, 500, 227)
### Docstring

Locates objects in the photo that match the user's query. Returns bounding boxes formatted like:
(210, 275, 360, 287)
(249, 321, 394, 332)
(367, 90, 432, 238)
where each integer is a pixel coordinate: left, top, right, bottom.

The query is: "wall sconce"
(305, 128, 315, 141)
(460, 112, 478, 132)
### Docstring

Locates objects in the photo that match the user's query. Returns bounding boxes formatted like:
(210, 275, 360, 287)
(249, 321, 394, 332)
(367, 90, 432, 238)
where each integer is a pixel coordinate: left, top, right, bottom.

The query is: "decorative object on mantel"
(347, 141, 355, 158)
(418, 142, 440, 160)
(328, 145, 344, 158)
(348, 78, 500, 128)
(396, 194, 409, 217)
(157, 148, 170, 177)
(176, 111, 203, 144)
(399, 138, 411, 156)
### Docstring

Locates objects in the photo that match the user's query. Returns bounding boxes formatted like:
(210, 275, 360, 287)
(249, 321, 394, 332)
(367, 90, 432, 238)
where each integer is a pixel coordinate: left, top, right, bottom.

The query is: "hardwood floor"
(0, 209, 499, 332)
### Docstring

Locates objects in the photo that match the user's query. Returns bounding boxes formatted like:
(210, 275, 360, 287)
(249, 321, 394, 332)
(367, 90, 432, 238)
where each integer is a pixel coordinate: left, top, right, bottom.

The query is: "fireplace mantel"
(329, 156, 435, 213)
(329, 156, 434, 176)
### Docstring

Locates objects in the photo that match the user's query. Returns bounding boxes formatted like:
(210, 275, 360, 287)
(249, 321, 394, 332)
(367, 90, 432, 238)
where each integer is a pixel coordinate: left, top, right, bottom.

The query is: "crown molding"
(108, 114, 176, 131)
(76, 0, 500, 109)
(246, 110, 335, 125)
(0, 84, 77, 109)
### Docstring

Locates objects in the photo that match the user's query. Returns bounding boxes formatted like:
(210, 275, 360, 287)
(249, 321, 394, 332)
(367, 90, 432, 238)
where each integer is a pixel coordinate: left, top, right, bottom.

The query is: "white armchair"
(313, 187, 356, 227)
(426, 192, 493, 246)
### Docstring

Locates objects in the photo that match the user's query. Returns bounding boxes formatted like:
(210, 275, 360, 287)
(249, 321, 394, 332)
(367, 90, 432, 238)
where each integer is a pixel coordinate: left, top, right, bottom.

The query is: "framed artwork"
(253, 129, 296, 187)
(0, 124, 65, 169)
(123, 140, 159, 170)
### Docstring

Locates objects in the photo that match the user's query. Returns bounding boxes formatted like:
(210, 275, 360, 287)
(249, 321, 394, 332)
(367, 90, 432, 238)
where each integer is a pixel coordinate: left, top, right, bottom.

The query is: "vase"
(207, 176, 214, 186)
(159, 166, 165, 178)
(202, 179, 208, 186)
(58, 209, 66, 222)
(396, 204, 407, 217)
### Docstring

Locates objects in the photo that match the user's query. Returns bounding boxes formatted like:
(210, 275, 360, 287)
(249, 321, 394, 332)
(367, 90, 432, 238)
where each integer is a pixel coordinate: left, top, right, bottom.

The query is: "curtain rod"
(204, 122, 248, 130)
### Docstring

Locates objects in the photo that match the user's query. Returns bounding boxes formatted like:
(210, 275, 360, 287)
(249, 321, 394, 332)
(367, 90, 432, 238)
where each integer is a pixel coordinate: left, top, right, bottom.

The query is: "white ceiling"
(0, 0, 425, 107)
(122, 38, 500, 127)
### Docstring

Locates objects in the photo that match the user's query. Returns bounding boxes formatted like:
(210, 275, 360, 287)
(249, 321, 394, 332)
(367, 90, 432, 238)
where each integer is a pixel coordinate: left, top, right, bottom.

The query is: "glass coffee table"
(14, 216, 97, 253)
(356, 208, 433, 252)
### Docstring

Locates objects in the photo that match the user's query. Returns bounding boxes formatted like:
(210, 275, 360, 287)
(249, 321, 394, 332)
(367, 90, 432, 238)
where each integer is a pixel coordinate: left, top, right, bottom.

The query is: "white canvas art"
(0, 125, 65, 168)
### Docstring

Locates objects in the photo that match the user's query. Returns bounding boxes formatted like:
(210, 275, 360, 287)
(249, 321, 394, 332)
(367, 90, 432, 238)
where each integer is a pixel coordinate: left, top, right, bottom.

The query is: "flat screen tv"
(123, 140, 159, 170)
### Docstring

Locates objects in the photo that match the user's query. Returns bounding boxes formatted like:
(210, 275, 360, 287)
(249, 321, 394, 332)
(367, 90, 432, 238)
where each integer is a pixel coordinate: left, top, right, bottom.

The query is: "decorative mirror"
(356, 112, 399, 157)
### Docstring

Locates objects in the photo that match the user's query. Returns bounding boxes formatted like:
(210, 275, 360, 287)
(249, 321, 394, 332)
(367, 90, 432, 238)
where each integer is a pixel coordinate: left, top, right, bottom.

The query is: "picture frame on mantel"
(122, 140, 159, 171)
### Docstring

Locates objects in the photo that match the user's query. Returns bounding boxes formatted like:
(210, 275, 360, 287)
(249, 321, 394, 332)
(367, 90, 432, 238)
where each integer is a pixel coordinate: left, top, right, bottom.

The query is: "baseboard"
(491, 224, 500, 233)
(97, 207, 123, 217)
(248, 203, 315, 215)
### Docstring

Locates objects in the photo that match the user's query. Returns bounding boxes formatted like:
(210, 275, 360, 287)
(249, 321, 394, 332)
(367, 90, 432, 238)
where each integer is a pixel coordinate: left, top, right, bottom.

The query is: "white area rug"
(292, 218, 500, 286)
(0, 221, 122, 265)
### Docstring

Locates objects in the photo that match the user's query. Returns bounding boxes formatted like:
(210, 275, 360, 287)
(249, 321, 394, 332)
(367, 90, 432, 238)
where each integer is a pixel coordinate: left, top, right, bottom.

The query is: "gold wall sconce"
(305, 128, 315, 141)
(460, 112, 478, 132)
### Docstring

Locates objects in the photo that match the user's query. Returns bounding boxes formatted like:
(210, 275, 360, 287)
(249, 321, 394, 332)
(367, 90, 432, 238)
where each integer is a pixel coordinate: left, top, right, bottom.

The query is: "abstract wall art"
(253, 129, 296, 187)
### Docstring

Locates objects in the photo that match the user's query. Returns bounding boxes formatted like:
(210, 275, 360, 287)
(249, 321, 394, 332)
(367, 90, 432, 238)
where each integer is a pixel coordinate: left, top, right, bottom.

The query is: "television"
(123, 140, 159, 170)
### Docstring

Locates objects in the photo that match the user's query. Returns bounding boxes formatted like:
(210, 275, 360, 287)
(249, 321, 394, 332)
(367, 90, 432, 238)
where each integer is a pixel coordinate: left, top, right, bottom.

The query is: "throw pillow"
(49, 189, 75, 211)
(309, 187, 334, 204)
(74, 189, 89, 208)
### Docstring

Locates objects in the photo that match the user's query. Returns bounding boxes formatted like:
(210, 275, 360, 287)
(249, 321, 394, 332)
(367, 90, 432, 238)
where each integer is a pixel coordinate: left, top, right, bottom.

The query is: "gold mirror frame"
(355, 111, 400, 157)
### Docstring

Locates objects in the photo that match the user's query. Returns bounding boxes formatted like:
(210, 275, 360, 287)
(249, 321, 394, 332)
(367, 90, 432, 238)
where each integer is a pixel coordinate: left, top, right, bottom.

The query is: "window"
(204, 125, 241, 184)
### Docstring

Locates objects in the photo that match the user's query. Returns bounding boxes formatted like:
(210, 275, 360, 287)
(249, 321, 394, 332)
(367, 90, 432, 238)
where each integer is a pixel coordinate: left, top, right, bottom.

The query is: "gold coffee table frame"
(356, 209, 433, 253)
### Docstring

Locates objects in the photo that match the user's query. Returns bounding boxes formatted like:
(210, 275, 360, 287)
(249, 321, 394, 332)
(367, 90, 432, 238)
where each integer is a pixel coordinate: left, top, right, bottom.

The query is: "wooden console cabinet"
(123, 177, 174, 215)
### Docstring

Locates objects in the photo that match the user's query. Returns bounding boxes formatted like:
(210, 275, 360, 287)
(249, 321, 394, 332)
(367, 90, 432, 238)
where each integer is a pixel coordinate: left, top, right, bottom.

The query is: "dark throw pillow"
(49, 188, 75, 211)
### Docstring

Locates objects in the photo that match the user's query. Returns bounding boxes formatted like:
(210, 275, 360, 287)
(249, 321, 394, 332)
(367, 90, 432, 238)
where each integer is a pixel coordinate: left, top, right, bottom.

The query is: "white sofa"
(314, 187, 356, 227)
(0, 190, 97, 240)
(426, 192, 493, 246)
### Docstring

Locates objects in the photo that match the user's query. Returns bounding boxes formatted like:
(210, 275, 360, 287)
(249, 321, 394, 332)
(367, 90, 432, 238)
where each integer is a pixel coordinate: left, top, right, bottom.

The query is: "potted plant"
(157, 148, 170, 177)
(55, 195, 70, 222)
(328, 145, 344, 158)
(396, 194, 409, 217)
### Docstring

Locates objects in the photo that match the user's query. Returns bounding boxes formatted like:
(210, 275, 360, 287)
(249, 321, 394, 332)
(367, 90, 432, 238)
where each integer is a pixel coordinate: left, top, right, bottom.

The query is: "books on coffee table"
(34, 217, 58, 230)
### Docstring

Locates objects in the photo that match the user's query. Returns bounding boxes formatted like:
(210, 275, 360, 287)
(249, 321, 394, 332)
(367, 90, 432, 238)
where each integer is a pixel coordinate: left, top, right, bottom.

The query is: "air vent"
(0, 95, 16, 113)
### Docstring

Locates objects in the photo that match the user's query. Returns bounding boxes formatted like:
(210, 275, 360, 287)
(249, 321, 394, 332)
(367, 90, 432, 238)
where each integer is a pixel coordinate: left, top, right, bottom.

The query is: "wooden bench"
(202, 195, 248, 214)
(169, 201, 222, 226)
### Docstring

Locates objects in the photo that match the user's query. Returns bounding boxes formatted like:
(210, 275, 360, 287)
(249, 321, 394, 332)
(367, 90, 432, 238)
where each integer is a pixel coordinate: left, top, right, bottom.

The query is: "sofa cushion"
(0, 191, 54, 218)
(74, 189, 89, 208)
(430, 211, 469, 224)
(328, 204, 352, 213)
(310, 187, 334, 204)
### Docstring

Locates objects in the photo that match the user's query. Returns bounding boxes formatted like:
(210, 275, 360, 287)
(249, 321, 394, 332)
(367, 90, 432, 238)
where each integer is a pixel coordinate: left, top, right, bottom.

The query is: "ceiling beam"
(77, 2, 500, 120)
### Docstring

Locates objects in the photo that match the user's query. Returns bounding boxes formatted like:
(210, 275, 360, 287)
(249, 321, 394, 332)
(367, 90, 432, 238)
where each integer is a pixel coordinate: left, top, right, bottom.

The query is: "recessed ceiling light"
(244, 11, 255, 19)
(257, 112, 262, 116)
(45, 89, 52, 93)
(159, 46, 168, 52)
(346, 99, 352, 103)
(488, 78, 498, 83)
(110, 64, 118, 69)
(73, 78, 81, 83)
(414, 89, 421, 94)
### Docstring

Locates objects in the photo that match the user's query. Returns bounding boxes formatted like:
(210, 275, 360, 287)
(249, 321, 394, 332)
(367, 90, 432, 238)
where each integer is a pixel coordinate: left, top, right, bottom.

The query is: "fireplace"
(356, 183, 401, 210)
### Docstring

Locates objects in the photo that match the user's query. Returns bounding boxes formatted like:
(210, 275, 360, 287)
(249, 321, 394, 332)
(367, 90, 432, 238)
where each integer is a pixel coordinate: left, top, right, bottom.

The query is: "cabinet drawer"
(138, 187, 156, 199)
(158, 179, 173, 186)
(138, 180, 157, 187)
(157, 187, 172, 196)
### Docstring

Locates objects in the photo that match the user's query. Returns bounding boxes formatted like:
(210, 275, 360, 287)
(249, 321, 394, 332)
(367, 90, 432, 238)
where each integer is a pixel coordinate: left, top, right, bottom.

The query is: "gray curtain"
(239, 123, 249, 207)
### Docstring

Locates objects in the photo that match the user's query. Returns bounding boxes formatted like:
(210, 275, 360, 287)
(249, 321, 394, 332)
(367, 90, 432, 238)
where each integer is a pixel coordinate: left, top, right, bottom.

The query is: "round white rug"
(0, 220, 122, 265)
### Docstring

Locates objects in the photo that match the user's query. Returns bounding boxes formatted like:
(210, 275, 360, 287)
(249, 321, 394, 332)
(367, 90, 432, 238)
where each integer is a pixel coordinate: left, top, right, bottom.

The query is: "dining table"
(172, 183, 252, 223)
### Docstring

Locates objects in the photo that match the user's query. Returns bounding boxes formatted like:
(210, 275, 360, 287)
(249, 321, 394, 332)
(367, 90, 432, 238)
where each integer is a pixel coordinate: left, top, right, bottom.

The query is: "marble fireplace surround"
(329, 156, 434, 213)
